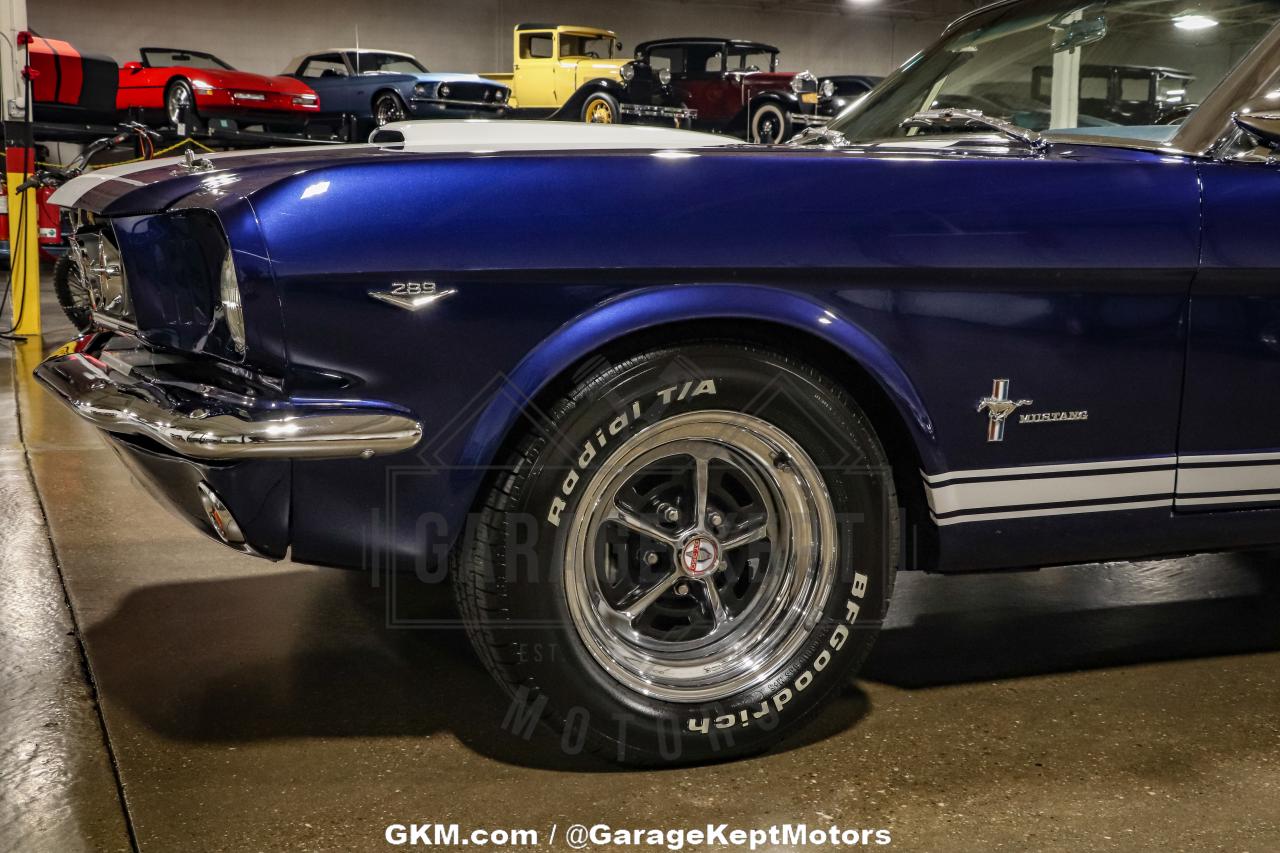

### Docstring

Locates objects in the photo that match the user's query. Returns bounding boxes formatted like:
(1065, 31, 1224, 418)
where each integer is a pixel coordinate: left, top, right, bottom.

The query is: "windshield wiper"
(787, 125, 850, 147)
(900, 108, 1047, 151)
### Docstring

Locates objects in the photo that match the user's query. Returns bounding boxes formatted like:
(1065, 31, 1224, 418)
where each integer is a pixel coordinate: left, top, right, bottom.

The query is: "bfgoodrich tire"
(453, 343, 898, 765)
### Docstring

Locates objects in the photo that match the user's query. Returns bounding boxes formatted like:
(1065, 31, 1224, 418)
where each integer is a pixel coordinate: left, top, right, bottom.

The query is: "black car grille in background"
(443, 82, 503, 103)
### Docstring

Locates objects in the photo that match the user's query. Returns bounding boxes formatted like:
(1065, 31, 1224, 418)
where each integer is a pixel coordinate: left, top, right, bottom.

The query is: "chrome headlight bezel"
(820, 79, 835, 99)
(657, 68, 672, 86)
(413, 83, 430, 97)
(219, 248, 246, 353)
(619, 62, 636, 83)
(438, 83, 451, 98)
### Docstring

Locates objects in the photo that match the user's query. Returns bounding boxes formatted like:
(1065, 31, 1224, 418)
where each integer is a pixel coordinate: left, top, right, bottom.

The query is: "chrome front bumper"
(789, 112, 831, 127)
(35, 351, 423, 461)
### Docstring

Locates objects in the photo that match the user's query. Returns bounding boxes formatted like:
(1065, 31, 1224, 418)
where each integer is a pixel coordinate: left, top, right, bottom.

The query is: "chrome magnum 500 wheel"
(565, 411, 838, 703)
(454, 344, 897, 765)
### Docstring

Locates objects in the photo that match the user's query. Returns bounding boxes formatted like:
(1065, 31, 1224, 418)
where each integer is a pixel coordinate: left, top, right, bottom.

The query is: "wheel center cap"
(680, 536, 720, 576)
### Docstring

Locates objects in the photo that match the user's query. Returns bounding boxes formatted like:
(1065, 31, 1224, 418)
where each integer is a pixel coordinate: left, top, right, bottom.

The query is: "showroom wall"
(32, 0, 974, 80)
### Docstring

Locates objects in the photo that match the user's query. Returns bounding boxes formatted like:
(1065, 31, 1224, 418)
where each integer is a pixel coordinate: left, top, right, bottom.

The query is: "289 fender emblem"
(546, 379, 718, 527)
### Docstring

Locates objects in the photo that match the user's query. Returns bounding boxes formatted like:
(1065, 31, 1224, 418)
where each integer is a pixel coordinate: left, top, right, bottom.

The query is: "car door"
(1176, 153, 1280, 510)
(296, 53, 359, 114)
(515, 31, 558, 108)
(669, 43, 737, 125)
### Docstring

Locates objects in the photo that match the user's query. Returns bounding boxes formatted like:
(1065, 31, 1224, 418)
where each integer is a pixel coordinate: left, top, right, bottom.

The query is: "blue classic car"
(284, 49, 510, 126)
(37, 0, 1280, 765)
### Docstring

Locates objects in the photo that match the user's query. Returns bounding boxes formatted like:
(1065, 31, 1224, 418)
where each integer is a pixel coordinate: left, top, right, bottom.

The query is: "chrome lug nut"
(675, 582, 690, 596)
(658, 502, 680, 524)
(642, 550, 660, 566)
(707, 510, 724, 528)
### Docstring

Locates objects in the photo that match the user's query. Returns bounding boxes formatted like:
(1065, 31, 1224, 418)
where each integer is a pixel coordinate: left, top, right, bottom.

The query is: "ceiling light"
(1173, 14, 1219, 30)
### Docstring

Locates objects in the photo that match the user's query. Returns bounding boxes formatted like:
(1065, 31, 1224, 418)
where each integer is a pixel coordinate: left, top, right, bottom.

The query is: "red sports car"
(117, 47, 321, 129)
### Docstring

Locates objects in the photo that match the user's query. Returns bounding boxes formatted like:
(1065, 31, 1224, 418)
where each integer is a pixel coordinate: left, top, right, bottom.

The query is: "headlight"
(220, 249, 246, 353)
(438, 83, 451, 98)
(820, 79, 835, 98)
(658, 68, 672, 86)
(413, 83, 430, 97)
(619, 62, 635, 82)
(494, 88, 508, 102)
(293, 93, 318, 106)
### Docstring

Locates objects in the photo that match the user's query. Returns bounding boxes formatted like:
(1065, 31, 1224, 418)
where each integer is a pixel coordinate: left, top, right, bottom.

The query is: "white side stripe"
(931, 499, 1172, 526)
(926, 469, 1174, 515)
(1176, 492, 1280, 506)
(1177, 464, 1280, 494)
(921, 451, 1280, 525)
(920, 456, 1175, 486)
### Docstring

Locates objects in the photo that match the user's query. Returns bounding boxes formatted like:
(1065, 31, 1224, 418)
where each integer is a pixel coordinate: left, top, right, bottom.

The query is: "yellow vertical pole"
(5, 143, 40, 336)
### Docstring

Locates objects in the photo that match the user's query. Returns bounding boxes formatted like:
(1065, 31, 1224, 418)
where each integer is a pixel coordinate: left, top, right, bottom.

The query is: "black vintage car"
(820, 74, 883, 115)
(1031, 64, 1197, 125)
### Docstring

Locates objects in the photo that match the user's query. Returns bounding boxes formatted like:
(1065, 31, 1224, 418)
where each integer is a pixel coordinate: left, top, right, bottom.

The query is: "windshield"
(560, 34, 615, 58)
(728, 47, 777, 72)
(829, 0, 1280, 145)
(141, 49, 232, 70)
(351, 52, 427, 74)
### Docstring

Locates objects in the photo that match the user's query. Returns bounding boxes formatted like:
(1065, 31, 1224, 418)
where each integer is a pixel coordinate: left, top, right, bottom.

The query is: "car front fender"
(455, 283, 939, 474)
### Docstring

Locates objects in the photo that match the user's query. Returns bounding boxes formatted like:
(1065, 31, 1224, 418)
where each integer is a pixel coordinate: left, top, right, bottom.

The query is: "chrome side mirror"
(1234, 95, 1280, 147)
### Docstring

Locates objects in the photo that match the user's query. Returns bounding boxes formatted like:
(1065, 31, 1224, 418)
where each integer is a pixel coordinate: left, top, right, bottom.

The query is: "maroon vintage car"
(634, 37, 835, 143)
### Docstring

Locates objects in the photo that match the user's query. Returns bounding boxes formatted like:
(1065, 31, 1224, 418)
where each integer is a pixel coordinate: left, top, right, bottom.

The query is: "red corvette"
(117, 47, 321, 129)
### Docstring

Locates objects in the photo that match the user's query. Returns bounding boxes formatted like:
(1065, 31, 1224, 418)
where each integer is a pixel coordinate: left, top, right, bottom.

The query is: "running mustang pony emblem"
(977, 379, 1032, 442)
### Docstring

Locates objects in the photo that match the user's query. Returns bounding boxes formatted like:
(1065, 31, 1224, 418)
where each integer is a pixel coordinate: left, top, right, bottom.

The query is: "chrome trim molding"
(35, 352, 423, 461)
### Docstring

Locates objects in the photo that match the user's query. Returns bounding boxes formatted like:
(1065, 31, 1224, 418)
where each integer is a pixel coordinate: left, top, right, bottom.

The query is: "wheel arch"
(554, 78, 626, 120)
(730, 94, 788, 136)
(455, 284, 940, 565)
(370, 87, 406, 111)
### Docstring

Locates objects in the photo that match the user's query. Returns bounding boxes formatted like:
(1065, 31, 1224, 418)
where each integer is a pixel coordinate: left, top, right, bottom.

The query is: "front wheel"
(748, 102, 791, 144)
(52, 255, 93, 333)
(373, 92, 408, 127)
(165, 79, 201, 130)
(453, 344, 898, 765)
(581, 92, 619, 124)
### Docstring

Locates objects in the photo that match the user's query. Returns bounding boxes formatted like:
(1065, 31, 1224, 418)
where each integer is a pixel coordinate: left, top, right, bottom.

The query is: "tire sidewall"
(496, 346, 896, 763)
(581, 92, 620, 124)
(166, 79, 197, 128)
(750, 102, 789, 143)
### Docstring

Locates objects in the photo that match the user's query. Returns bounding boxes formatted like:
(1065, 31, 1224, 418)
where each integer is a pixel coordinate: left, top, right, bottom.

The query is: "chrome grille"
(442, 82, 504, 103)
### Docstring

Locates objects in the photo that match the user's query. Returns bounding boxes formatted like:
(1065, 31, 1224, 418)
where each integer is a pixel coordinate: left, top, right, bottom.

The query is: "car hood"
(188, 67, 312, 94)
(50, 124, 1144, 218)
(570, 58, 626, 78)
(407, 72, 509, 87)
(50, 120, 734, 215)
(355, 71, 509, 89)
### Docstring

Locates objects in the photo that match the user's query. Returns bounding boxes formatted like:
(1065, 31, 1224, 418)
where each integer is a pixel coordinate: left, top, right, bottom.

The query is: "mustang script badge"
(977, 379, 1032, 442)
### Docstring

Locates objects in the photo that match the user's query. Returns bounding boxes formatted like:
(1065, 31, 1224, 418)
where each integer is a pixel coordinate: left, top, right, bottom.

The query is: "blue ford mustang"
(38, 0, 1280, 765)
(284, 49, 509, 127)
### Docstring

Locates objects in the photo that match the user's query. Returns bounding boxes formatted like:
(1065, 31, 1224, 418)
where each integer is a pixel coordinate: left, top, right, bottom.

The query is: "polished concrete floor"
(3, 277, 1280, 851)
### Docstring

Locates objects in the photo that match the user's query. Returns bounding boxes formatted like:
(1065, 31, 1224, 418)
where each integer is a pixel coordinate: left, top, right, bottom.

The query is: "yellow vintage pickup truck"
(485, 24, 696, 125)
